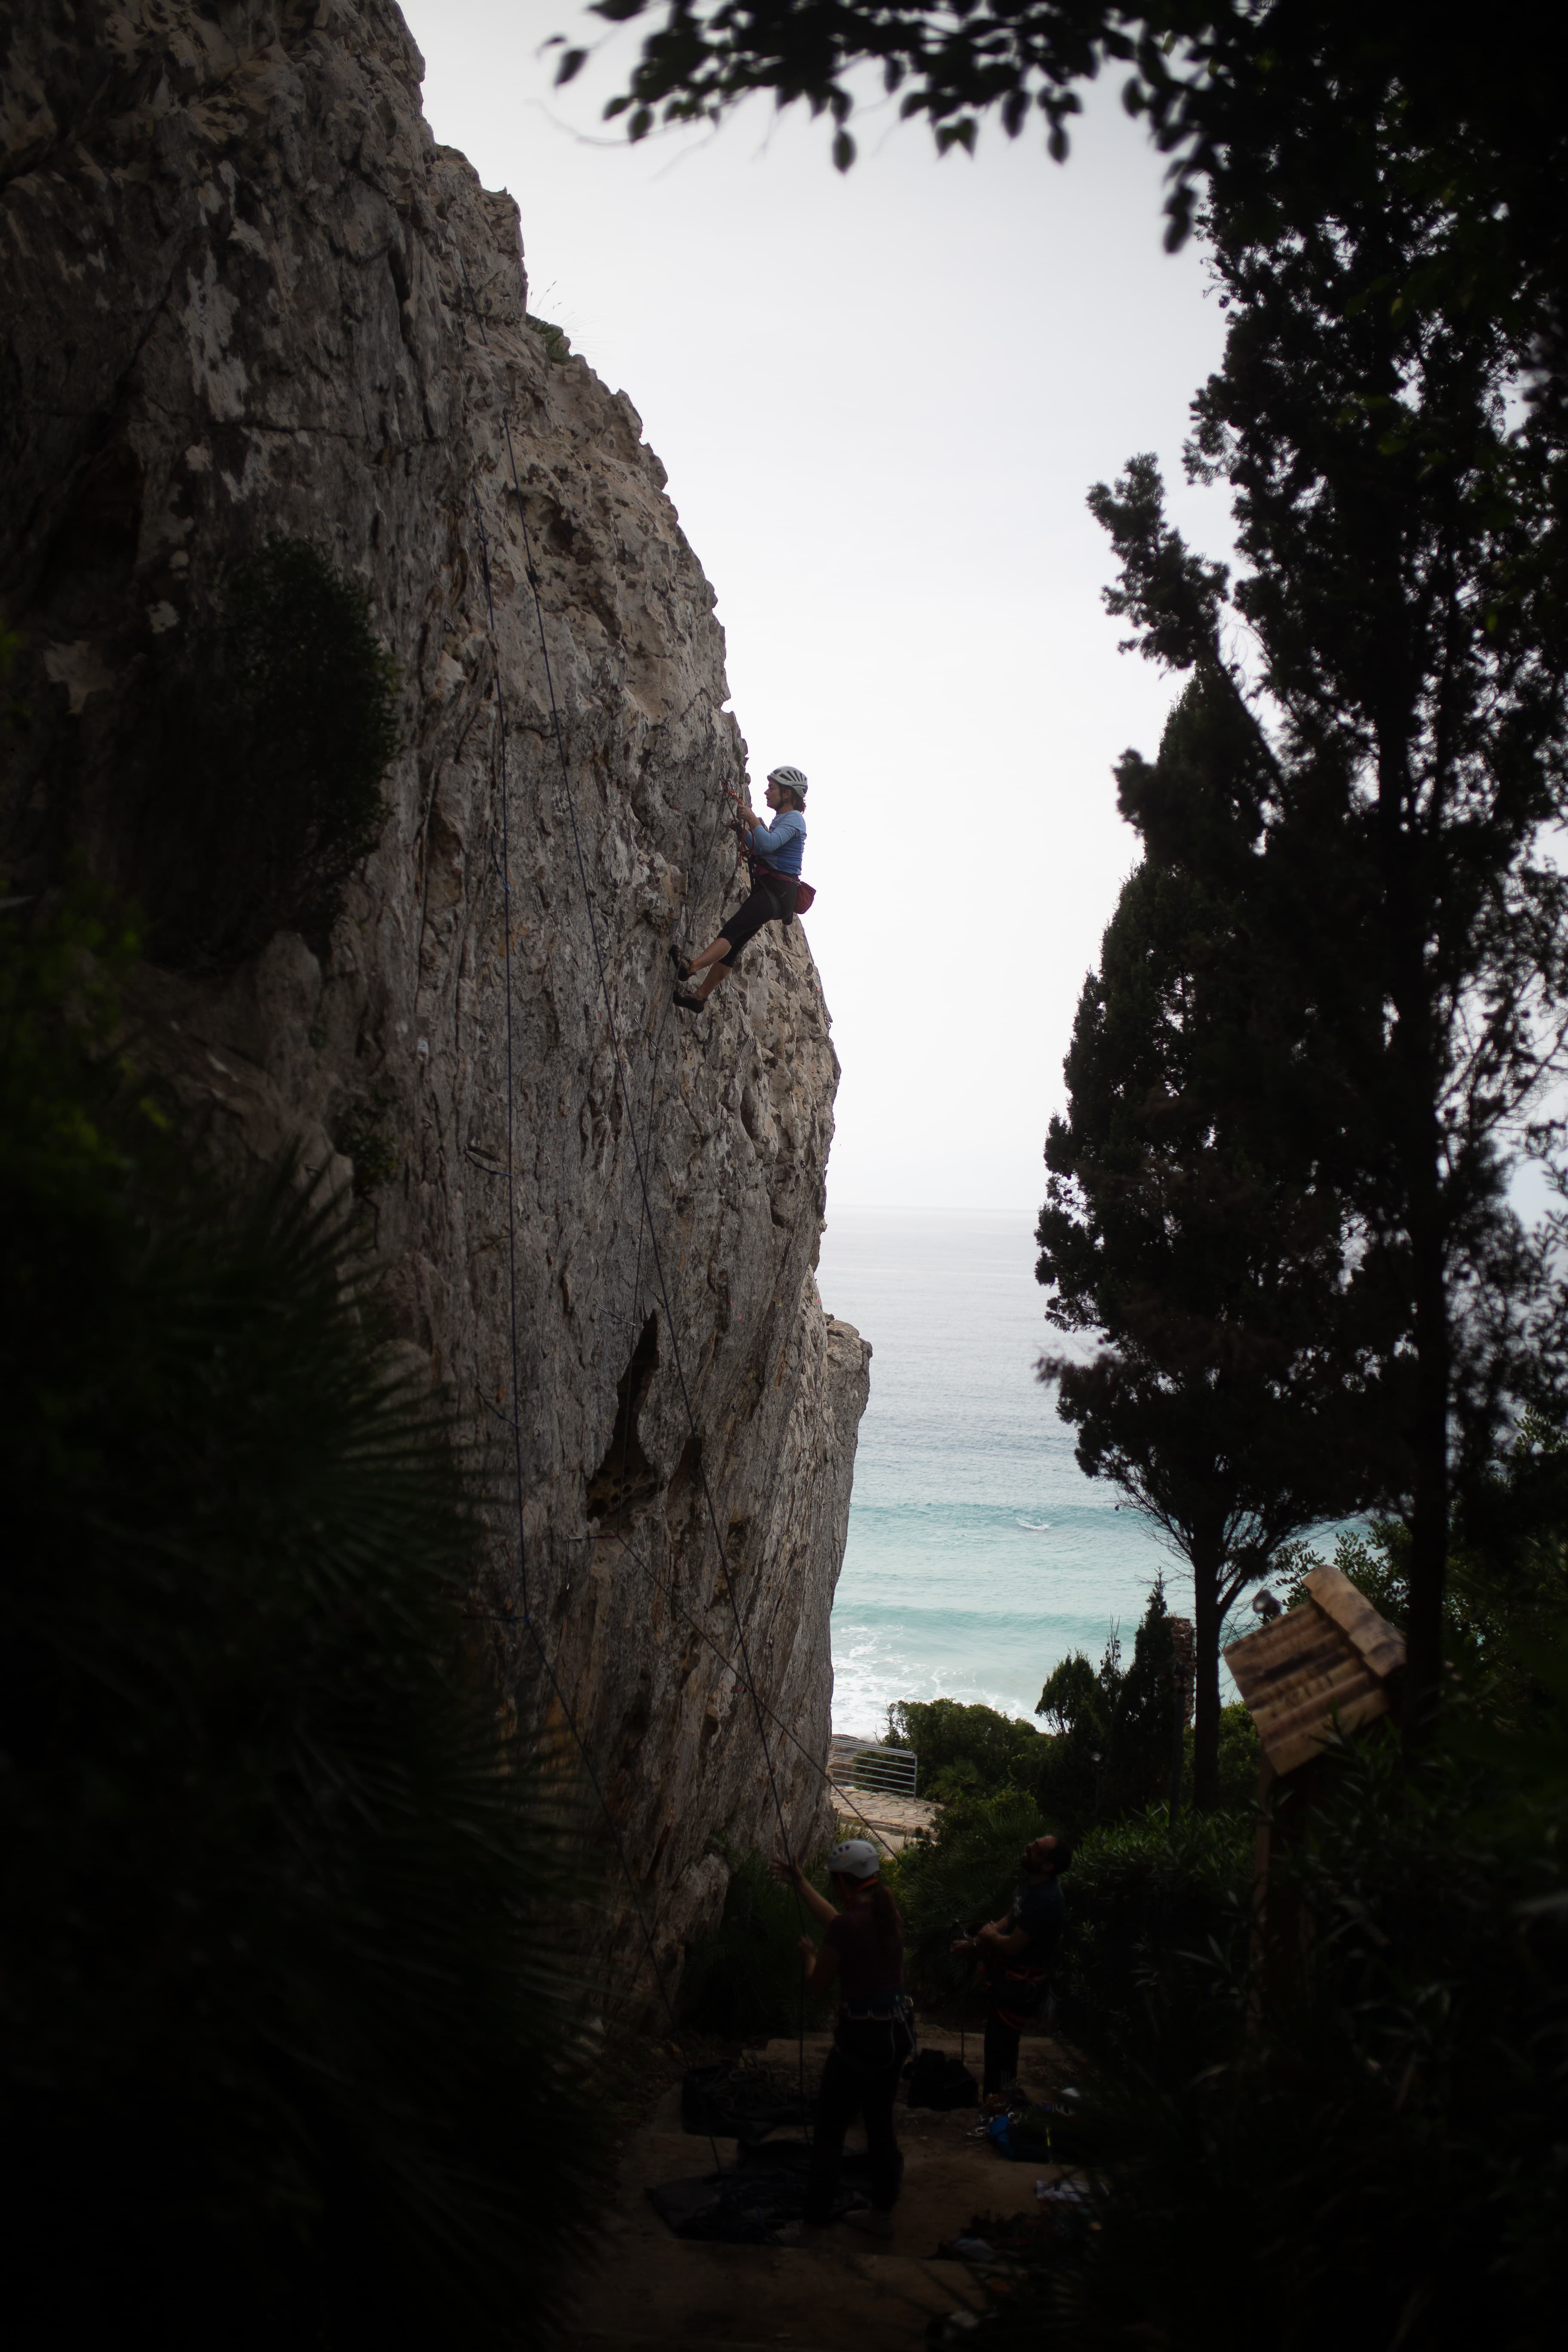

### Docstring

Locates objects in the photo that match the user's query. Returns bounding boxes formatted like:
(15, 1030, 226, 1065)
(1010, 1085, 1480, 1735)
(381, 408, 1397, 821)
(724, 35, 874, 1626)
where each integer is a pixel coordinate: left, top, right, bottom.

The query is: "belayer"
(773, 1838, 913, 2238)
(950, 1832, 1071, 2098)
(671, 765, 808, 1009)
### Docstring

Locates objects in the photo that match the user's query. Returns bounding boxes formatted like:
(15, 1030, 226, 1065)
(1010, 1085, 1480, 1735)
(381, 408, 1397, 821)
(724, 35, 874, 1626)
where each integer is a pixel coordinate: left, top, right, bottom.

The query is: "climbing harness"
(455, 249, 818, 2122)
(832, 1991, 916, 2079)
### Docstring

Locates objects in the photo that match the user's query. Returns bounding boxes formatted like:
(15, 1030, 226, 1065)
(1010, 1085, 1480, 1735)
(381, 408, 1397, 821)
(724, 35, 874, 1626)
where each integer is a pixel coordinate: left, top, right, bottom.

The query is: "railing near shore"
(830, 1740, 918, 1800)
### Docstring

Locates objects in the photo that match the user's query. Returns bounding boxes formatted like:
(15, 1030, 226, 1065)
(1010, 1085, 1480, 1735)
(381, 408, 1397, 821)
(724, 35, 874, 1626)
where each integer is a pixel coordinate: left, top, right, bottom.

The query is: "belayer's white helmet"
(768, 765, 808, 800)
(825, 1838, 880, 1880)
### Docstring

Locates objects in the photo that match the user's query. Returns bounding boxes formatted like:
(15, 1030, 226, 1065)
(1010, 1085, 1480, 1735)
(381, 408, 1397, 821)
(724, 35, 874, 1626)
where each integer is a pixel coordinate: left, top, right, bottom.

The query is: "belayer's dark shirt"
(1007, 1876, 1066, 1971)
(824, 1899, 904, 1998)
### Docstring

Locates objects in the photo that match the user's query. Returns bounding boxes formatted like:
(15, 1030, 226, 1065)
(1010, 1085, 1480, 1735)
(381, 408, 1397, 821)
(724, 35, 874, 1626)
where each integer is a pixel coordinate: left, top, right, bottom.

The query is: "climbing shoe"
(669, 945, 692, 983)
(673, 991, 707, 1012)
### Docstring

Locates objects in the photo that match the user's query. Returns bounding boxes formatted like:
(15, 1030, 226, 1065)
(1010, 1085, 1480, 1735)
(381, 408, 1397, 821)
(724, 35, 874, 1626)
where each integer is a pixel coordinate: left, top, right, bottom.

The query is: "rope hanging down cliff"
(466, 490, 710, 2093)
(456, 257, 823, 2094)
(462, 289, 802, 1872)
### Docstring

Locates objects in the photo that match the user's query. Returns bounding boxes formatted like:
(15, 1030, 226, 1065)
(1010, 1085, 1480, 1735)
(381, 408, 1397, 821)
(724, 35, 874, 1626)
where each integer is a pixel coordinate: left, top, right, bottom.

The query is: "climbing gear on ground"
(906, 2047, 980, 2111)
(681, 2060, 813, 2145)
(938, 2196, 1090, 2265)
(826, 1838, 880, 1880)
(767, 765, 808, 799)
(984, 2101, 1077, 2162)
(649, 2141, 872, 2245)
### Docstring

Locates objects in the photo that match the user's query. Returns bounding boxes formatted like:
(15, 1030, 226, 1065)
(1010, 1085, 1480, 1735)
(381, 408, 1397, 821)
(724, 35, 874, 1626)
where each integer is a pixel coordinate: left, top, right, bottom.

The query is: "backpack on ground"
(905, 2046, 980, 2110)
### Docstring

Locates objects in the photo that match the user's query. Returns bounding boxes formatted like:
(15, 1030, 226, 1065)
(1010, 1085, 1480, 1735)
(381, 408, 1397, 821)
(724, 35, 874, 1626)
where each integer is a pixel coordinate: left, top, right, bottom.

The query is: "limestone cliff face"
(0, 0, 869, 1988)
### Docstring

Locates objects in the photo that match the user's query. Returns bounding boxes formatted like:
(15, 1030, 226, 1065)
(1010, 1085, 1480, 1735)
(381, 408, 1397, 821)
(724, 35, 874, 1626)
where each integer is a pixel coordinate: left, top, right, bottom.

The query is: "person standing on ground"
(951, 1834, 1071, 2099)
(671, 766, 808, 1008)
(773, 1838, 913, 2238)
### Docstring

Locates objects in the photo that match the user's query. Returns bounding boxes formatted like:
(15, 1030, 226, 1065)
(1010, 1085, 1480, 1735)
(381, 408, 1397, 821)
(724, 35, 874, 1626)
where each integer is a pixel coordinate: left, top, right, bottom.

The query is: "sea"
(816, 1205, 1178, 1740)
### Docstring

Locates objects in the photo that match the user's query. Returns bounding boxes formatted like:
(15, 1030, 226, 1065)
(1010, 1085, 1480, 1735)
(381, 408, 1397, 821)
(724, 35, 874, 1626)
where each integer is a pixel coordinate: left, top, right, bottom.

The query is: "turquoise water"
(817, 1206, 1177, 1737)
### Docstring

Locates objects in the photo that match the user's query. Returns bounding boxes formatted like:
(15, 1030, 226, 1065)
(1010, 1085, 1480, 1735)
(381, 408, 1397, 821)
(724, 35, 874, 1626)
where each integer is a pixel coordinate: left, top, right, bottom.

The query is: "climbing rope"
(597, 1525, 899, 1859)
(466, 1508, 900, 1863)
(454, 252, 824, 2124)
(466, 493, 718, 2160)
(490, 410, 814, 2111)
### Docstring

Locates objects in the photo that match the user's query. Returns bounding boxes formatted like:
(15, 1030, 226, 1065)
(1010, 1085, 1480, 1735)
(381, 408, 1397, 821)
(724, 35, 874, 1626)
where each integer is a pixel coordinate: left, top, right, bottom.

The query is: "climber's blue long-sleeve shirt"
(749, 809, 806, 876)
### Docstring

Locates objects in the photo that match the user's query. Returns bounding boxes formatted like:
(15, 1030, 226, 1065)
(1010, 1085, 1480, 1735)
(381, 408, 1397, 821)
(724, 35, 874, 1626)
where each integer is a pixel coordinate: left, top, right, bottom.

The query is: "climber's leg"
(672, 877, 794, 1011)
(673, 953, 732, 1011)
(683, 934, 733, 976)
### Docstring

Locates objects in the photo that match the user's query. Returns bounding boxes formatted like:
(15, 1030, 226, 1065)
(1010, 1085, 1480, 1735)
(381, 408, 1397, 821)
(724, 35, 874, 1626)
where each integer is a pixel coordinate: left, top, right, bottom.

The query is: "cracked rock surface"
(1, 0, 870, 1996)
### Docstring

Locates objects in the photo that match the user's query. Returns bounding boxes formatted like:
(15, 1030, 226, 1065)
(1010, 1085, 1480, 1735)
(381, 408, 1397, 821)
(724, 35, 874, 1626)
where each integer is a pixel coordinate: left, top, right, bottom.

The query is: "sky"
(406, 0, 1234, 1213)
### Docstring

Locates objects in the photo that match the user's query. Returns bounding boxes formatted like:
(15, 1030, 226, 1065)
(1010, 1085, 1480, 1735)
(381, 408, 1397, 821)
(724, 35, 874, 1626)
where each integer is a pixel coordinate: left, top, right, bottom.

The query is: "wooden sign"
(1224, 1566, 1406, 1775)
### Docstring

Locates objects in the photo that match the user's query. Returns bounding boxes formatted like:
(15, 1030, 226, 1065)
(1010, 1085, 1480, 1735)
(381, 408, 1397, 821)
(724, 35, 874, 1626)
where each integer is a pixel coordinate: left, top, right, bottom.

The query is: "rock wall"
(0, 0, 870, 1993)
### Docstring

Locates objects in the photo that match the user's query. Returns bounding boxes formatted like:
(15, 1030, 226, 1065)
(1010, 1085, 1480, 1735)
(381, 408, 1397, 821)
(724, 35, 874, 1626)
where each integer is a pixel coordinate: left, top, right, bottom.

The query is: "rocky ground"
(576, 2026, 1072, 2350)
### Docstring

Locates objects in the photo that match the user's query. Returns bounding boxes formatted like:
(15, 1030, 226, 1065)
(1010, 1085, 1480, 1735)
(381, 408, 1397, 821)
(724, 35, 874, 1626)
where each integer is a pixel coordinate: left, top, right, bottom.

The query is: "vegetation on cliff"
(135, 537, 401, 970)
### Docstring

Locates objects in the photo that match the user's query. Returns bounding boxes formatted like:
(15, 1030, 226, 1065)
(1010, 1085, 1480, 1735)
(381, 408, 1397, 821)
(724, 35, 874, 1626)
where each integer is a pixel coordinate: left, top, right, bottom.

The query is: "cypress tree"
(1084, 97, 1568, 1725)
(1038, 687, 1389, 1805)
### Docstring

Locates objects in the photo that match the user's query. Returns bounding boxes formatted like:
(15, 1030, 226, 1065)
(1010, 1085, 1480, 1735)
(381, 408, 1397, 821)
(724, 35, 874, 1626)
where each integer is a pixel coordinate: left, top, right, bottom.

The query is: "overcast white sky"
(405, 0, 1234, 1213)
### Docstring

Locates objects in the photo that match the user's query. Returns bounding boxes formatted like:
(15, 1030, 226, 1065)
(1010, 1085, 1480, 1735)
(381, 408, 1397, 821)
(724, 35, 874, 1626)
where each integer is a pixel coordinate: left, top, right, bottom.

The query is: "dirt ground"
(572, 2025, 1069, 2351)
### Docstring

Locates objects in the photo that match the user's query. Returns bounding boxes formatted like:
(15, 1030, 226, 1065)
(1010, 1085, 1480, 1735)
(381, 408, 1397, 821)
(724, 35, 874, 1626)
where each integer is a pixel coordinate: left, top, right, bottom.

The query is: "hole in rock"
(35, 434, 145, 634)
(586, 1313, 662, 1527)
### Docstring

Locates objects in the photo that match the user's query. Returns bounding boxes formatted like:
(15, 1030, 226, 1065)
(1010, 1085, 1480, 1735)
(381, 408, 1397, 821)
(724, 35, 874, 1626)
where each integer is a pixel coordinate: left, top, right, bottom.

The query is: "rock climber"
(951, 1832, 1072, 2099)
(772, 1837, 913, 2238)
(671, 765, 808, 1009)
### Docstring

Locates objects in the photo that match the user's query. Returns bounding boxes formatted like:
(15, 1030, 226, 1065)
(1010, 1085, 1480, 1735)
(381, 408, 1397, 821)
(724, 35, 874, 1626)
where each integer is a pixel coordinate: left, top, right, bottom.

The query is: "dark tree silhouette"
(577, 3, 1568, 389)
(1037, 701, 1390, 1804)
(1084, 104, 1568, 1724)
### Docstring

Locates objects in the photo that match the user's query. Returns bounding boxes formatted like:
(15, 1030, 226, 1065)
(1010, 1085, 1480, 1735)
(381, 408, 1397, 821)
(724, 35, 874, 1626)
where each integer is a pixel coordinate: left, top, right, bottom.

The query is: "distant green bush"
(138, 536, 399, 968)
(889, 1580, 1223, 1835)
(887, 1694, 1046, 1797)
(1032, 1576, 1190, 1824)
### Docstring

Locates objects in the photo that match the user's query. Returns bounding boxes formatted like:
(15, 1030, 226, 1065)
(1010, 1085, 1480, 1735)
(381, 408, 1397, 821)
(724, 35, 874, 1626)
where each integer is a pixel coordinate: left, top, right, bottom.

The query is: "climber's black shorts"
(718, 873, 797, 966)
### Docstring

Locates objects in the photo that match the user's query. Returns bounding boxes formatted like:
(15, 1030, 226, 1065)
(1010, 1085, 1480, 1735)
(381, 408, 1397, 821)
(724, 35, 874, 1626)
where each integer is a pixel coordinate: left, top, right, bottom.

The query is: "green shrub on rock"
(136, 536, 400, 969)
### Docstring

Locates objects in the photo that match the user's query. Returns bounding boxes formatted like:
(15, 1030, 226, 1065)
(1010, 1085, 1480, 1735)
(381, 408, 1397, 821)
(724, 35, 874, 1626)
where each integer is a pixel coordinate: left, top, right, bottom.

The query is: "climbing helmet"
(767, 765, 808, 801)
(825, 1838, 880, 1880)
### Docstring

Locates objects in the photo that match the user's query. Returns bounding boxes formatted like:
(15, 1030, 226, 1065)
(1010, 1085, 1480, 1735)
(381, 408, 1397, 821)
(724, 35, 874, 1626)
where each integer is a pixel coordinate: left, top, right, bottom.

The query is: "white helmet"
(767, 764, 808, 800)
(826, 1838, 880, 1880)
